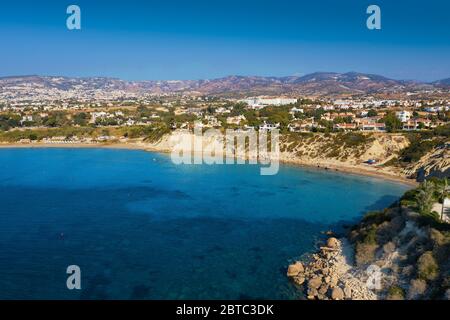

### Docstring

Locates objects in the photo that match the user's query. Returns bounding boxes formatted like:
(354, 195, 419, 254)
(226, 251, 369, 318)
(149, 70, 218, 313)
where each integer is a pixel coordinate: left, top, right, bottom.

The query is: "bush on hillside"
(415, 180, 435, 215)
(407, 279, 427, 300)
(387, 286, 405, 300)
(417, 251, 439, 281)
(361, 210, 390, 225)
(355, 242, 378, 266)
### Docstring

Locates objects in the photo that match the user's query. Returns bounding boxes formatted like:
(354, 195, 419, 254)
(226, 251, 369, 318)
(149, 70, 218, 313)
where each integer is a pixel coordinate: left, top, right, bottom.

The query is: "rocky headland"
(287, 180, 450, 300)
(287, 237, 377, 300)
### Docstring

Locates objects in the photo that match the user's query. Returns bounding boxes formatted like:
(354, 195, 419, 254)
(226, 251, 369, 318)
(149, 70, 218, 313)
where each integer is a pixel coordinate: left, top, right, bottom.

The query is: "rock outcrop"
(403, 146, 450, 181)
(287, 238, 377, 300)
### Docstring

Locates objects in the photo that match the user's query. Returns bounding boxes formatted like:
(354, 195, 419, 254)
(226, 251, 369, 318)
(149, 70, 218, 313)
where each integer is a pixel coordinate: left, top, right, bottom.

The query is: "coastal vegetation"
(347, 178, 450, 299)
(0, 124, 171, 144)
(388, 124, 450, 166)
(288, 178, 450, 300)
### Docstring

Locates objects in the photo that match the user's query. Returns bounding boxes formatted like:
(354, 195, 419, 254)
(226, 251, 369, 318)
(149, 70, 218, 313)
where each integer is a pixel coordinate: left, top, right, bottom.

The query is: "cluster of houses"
(288, 108, 447, 133)
(186, 97, 449, 133)
(9, 110, 162, 128)
(202, 105, 448, 133)
(91, 111, 160, 126)
(3, 95, 449, 134)
(167, 101, 449, 133)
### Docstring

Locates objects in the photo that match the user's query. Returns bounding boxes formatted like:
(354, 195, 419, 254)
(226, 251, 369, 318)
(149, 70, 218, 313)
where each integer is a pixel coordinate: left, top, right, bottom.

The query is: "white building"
(91, 111, 109, 123)
(259, 121, 280, 131)
(215, 107, 231, 114)
(20, 115, 33, 124)
(204, 115, 221, 127)
(241, 97, 297, 108)
(226, 115, 246, 125)
(290, 107, 304, 116)
(396, 110, 412, 123)
(425, 106, 449, 113)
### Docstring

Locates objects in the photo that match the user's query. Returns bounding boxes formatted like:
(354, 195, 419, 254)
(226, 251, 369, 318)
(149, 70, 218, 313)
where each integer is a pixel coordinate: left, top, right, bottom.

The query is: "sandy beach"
(0, 141, 418, 187)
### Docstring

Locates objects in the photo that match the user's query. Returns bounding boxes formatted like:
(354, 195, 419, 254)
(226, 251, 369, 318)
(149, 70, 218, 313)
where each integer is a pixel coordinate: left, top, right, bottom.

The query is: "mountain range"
(1, 72, 449, 98)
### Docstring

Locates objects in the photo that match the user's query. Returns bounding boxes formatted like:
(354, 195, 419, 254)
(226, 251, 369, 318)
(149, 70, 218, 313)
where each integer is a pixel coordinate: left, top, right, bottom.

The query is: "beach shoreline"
(0, 141, 418, 187)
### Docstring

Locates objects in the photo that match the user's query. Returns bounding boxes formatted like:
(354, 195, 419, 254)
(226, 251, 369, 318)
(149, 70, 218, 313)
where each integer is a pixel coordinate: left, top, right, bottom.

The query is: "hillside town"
(1, 92, 449, 143)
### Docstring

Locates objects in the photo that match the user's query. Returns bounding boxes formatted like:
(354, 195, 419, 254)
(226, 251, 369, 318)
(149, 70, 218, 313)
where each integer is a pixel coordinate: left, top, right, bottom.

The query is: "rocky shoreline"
(287, 237, 377, 300)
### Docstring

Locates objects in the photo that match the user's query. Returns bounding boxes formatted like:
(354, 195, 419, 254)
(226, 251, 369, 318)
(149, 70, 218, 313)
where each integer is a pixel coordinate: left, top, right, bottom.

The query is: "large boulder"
(287, 262, 304, 277)
(293, 276, 305, 285)
(329, 275, 339, 288)
(331, 287, 345, 300)
(308, 276, 323, 290)
(327, 237, 339, 249)
(343, 285, 352, 299)
(307, 287, 318, 300)
(318, 284, 329, 295)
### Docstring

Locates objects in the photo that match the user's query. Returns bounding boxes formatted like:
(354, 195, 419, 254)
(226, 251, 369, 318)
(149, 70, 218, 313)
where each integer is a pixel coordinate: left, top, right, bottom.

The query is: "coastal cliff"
(2, 125, 448, 182)
(404, 146, 450, 181)
(145, 130, 448, 183)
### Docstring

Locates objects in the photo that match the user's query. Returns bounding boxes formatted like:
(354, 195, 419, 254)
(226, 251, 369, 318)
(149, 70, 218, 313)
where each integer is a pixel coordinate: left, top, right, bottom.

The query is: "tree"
(0, 113, 20, 130)
(382, 112, 402, 132)
(318, 119, 333, 132)
(436, 178, 448, 221)
(206, 105, 215, 114)
(230, 103, 247, 116)
(367, 109, 378, 117)
(43, 112, 68, 127)
(74, 112, 88, 126)
(310, 108, 325, 121)
(343, 116, 353, 124)
(415, 180, 435, 215)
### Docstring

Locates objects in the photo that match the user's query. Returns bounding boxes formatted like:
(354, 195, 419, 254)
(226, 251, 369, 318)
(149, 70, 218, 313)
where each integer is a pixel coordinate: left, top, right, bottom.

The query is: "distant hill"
(0, 72, 448, 98)
(433, 78, 450, 87)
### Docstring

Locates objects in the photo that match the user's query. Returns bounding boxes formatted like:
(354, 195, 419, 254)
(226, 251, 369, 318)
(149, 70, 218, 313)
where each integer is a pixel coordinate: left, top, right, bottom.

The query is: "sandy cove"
(0, 139, 417, 300)
(0, 140, 418, 187)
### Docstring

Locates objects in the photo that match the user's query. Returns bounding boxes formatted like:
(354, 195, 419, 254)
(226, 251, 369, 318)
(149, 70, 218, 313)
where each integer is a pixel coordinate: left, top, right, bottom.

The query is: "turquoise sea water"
(0, 148, 409, 299)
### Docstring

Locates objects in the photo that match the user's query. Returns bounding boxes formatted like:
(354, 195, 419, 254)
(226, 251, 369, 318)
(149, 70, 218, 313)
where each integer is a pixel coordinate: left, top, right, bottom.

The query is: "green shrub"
(401, 140, 436, 163)
(417, 251, 439, 281)
(355, 242, 377, 266)
(433, 123, 450, 137)
(362, 211, 390, 225)
(364, 226, 378, 245)
(387, 286, 405, 300)
(415, 181, 435, 215)
(407, 279, 427, 299)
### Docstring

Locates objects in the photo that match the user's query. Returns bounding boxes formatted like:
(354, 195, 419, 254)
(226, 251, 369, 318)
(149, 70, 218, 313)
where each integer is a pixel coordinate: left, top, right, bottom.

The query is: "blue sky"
(0, 0, 449, 81)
